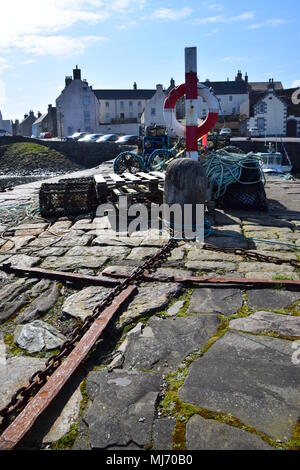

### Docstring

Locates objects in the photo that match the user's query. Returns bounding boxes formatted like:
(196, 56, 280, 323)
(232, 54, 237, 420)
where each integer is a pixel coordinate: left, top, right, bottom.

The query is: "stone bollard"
(163, 158, 207, 238)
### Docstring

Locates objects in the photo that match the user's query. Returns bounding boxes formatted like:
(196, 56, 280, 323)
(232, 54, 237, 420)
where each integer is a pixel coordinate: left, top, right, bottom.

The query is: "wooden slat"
(123, 173, 142, 182)
(94, 174, 107, 185)
(150, 171, 165, 180)
(136, 172, 158, 181)
(108, 173, 126, 183)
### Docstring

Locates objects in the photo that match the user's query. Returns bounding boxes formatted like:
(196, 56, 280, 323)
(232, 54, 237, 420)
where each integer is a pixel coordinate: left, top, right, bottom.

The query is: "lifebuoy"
(163, 82, 219, 139)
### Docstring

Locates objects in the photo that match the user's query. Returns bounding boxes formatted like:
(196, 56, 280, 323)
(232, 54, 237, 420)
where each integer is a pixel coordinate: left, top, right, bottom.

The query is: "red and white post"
(185, 47, 199, 161)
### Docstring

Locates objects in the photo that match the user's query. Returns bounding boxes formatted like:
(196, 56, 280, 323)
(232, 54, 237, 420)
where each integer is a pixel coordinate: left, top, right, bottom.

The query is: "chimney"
(133, 82, 137, 90)
(245, 72, 248, 85)
(156, 84, 163, 92)
(73, 65, 81, 80)
(268, 78, 275, 92)
(65, 76, 72, 87)
(170, 78, 175, 89)
(235, 70, 243, 81)
(38, 112, 42, 118)
(29, 110, 34, 116)
(24, 114, 28, 119)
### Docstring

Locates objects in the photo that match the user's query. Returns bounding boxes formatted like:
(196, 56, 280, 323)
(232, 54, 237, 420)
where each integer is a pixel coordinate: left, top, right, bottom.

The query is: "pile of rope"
(203, 147, 265, 200)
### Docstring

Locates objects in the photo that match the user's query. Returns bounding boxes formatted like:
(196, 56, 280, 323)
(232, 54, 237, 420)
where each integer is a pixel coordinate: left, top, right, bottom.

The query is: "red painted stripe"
(197, 112, 219, 139)
(185, 72, 198, 99)
(164, 83, 185, 109)
(186, 126, 199, 151)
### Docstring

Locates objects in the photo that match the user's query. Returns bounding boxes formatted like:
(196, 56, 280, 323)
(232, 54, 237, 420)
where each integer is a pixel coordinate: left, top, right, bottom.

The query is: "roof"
(94, 89, 156, 100)
(201, 80, 248, 95)
(33, 113, 47, 125)
(249, 81, 283, 91)
(249, 89, 290, 117)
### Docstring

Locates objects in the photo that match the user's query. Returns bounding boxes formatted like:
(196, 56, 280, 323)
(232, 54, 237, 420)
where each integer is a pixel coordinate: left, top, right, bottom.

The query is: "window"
(120, 101, 124, 109)
(151, 108, 156, 116)
(83, 96, 90, 106)
(84, 111, 90, 120)
(67, 126, 73, 135)
(129, 101, 133, 108)
(138, 101, 142, 107)
(120, 113, 125, 119)
(105, 102, 109, 108)
(129, 112, 133, 118)
(105, 112, 110, 120)
(229, 96, 233, 102)
(258, 103, 265, 114)
(232, 107, 236, 114)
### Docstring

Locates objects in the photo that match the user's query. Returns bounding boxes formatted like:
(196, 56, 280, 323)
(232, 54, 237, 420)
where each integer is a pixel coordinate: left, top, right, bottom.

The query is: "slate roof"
(94, 89, 156, 100)
(249, 81, 283, 91)
(33, 113, 47, 125)
(201, 81, 248, 95)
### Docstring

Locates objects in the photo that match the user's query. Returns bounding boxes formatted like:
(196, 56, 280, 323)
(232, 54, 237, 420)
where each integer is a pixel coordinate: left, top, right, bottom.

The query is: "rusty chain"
(0, 238, 178, 431)
(1, 236, 297, 430)
(203, 243, 300, 269)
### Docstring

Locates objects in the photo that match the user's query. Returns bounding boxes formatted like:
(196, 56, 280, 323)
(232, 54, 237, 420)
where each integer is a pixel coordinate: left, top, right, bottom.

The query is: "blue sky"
(0, 0, 299, 120)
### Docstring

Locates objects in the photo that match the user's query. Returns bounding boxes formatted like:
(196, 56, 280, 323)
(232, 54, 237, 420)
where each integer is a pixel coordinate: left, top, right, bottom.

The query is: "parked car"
(78, 133, 103, 143)
(66, 132, 88, 141)
(97, 134, 119, 143)
(39, 132, 52, 139)
(115, 135, 139, 145)
(248, 127, 260, 138)
(219, 128, 232, 138)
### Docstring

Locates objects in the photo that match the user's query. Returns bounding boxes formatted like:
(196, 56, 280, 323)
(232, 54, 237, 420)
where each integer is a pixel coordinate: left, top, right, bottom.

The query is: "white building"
(0, 109, 12, 135)
(200, 72, 249, 118)
(247, 80, 289, 136)
(94, 82, 157, 135)
(141, 84, 167, 129)
(56, 66, 100, 138)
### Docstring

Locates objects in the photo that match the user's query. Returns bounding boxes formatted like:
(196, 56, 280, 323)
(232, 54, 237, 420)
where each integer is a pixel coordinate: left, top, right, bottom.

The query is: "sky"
(0, 0, 299, 120)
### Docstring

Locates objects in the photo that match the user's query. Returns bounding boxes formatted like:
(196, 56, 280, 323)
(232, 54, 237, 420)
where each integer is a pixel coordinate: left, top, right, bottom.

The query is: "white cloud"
(20, 59, 38, 65)
(147, 7, 193, 21)
(0, 80, 6, 106)
(208, 3, 224, 12)
(245, 23, 263, 30)
(14, 36, 108, 57)
(0, 58, 11, 74)
(0, 0, 145, 58)
(197, 11, 254, 24)
(221, 56, 250, 63)
(246, 18, 288, 30)
(266, 18, 288, 27)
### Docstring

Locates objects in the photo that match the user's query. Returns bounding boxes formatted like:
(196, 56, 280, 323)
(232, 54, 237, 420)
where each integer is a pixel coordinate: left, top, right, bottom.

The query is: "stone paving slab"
(153, 418, 176, 450)
(247, 289, 300, 310)
(118, 282, 183, 329)
(41, 255, 108, 270)
(179, 331, 300, 441)
(76, 370, 161, 450)
(14, 320, 66, 352)
(185, 260, 236, 272)
(122, 314, 220, 373)
(229, 311, 300, 338)
(66, 245, 130, 259)
(238, 262, 295, 273)
(188, 288, 243, 316)
(186, 415, 273, 450)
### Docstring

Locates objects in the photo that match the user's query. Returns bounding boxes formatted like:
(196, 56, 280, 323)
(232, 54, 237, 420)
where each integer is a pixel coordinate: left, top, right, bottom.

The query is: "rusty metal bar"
(0, 284, 137, 450)
(104, 270, 300, 288)
(0, 263, 118, 287)
(2, 262, 299, 289)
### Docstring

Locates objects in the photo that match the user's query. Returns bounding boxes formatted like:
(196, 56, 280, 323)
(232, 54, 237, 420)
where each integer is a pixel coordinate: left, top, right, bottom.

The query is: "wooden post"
(185, 47, 198, 161)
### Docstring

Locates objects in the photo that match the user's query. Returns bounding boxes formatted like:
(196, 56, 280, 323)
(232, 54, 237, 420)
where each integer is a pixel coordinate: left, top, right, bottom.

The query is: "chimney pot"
(133, 82, 137, 90)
